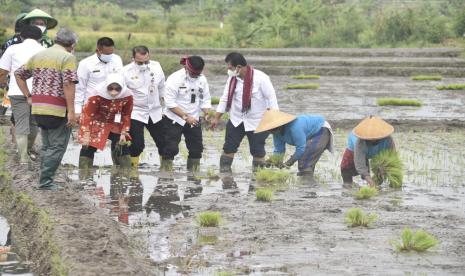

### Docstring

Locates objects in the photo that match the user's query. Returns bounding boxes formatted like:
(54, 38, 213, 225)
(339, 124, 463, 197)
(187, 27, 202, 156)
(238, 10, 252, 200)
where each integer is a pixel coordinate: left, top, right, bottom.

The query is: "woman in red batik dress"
(78, 73, 133, 173)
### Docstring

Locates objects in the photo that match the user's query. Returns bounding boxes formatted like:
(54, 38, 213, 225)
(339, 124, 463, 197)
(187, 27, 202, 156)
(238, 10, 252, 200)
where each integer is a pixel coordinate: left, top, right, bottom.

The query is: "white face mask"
(35, 25, 46, 33)
(227, 68, 239, 78)
(137, 63, 149, 72)
(99, 54, 113, 63)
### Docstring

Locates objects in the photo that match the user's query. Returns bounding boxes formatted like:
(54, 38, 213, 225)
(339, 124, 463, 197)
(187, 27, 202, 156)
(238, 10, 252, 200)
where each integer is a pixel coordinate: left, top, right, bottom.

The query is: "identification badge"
(114, 113, 121, 123)
(191, 94, 196, 103)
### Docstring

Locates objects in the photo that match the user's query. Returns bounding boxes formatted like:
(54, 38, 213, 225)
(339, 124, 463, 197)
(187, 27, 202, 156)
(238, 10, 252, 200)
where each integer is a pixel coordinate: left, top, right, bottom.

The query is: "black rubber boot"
(187, 158, 201, 172)
(252, 157, 265, 172)
(219, 155, 233, 173)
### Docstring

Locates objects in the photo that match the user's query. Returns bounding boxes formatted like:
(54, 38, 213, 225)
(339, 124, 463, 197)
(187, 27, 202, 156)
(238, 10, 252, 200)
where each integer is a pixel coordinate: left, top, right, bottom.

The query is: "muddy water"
(62, 127, 465, 275)
(0, 216, 32, 275)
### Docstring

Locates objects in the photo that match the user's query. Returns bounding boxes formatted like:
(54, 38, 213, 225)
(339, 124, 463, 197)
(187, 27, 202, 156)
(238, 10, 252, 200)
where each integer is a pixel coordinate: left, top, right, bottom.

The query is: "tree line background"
(1, 0, 465, 52)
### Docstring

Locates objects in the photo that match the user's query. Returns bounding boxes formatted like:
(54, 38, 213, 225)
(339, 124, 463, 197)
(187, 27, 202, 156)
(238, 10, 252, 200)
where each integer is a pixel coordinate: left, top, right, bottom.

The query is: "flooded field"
(62, 126, 465, 275)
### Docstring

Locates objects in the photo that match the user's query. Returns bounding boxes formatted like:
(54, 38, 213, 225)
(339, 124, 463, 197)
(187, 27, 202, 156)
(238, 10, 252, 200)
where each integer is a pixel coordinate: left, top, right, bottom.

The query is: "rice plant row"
(377, 98, 422, 107)
(286, 83, 320, 89)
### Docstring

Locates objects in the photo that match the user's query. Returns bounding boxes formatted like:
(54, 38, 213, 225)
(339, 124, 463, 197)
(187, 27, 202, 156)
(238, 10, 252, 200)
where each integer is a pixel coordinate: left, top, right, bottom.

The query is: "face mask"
(138, 64, 149, 72)
(35, 25, 46, 33)
(227, 68, 239, 78)
(99, 54, 113, 63)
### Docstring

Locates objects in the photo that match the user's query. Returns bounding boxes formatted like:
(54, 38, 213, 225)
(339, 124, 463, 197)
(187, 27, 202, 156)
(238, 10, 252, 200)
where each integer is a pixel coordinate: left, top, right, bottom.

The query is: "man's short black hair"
(97, 37, 115, 48)
(132, 45, 149, 57)
(20, 25, 42, 41)
(189, 56, 205, 71)
(225, 52, 247, 67)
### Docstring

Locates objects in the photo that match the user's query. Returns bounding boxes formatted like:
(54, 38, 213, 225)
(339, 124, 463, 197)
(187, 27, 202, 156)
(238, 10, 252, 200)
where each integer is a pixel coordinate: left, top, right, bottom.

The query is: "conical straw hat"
(23, 9, 58, 29)
(353, 116, 394, 140)
(255, 109, 297, 133)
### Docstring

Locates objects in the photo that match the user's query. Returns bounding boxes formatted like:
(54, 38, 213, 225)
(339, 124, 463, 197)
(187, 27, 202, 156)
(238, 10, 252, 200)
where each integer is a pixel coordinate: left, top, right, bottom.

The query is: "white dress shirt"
(216, 68, 279, 131)
(0, 39, 44, 96)
(75, 53, 123, 113)
(164, 68, 211, 127)
(123, 61, 165, 124)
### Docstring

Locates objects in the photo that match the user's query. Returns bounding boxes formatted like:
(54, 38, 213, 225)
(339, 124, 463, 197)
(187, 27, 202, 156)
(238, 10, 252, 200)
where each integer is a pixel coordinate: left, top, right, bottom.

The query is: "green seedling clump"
(255, 168, 293, 184)
(197, 211, 221, 227)
(411, 75, 442, 81)
(266, 154, 285, 167)
(435, 84, 465, 90)
(355, 186, 378, 199)
(256, 188, 274, 202)
(371, 150, 403, 188)
(344, 208, 378, 227)
(291, 74, 320, 79)
(211, 96, 220, 105)
(377, 98, 422, 107)
(286, 83, 320, 89)
(392, 228, 438, 252)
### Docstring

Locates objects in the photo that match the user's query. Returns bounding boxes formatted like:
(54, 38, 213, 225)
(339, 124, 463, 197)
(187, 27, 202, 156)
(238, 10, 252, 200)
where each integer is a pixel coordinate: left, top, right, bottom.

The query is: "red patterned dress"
(78, 95, 133, 150)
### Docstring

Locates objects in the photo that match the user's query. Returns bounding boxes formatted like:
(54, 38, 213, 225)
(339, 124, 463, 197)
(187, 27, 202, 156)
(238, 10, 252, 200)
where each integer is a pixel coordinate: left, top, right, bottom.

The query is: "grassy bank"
(0, 129, 68, 275)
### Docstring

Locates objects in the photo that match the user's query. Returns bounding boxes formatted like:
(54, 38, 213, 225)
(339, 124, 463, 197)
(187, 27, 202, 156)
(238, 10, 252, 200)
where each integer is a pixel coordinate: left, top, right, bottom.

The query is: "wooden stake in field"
(122, 33, 132, 62)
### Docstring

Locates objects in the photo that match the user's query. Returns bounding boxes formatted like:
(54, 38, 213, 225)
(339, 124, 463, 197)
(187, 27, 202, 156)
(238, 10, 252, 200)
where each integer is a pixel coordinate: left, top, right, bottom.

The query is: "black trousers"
(223, 120, 269, 158)
(80, 132, 129, 159)
(162, 116, 203, 160)
(129, 118, 165, 157)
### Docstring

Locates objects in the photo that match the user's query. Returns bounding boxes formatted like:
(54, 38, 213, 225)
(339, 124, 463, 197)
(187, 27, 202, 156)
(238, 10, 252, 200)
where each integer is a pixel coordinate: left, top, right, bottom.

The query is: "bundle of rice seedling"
(211, 96, 220, 105)
(196, 211, 221, 227)
(371, 150, 403, 188)
(411, 75, 442, 81)
(392, 228, 438, 252)
(377, 98, 422, 107)
(291, 74, 320, 79)
(354, 186, 378, 199)
(256, 188, 274, 202)
(435, 84, 465, 90)
(286, 83, 320, 89)
(255, 168, 293, 184)
(344, 208, 378, 227)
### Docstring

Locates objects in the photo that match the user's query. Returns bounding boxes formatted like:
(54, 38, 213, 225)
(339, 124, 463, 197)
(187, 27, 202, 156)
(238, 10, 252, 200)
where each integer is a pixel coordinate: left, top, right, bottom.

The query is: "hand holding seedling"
(186, 115, 199, 127)
(365, 175, 376, 186)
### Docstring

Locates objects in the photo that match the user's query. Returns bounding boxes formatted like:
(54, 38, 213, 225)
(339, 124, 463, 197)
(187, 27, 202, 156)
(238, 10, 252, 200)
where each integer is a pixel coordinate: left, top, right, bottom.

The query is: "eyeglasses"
(107, 85, 122, 92)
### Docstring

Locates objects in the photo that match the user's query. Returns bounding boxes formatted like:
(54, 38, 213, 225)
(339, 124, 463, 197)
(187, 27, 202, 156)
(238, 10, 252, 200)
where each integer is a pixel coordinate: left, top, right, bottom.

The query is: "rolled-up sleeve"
(14, 64, 33, 80)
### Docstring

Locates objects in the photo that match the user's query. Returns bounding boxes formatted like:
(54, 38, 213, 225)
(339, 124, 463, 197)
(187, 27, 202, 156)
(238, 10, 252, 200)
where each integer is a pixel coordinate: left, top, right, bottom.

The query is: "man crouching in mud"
(15, 28, 78, 190)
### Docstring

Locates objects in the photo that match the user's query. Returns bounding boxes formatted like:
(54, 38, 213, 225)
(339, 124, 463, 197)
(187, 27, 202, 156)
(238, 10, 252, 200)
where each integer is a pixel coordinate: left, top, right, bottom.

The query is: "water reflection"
(0, 216, 32, 275)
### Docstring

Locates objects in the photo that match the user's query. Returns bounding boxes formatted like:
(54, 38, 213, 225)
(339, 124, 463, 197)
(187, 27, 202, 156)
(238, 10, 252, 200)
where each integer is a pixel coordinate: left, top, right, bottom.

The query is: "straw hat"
(23, 9, 58, 29)
(353, 116, 394, 140)
(255, 110, 297, 133)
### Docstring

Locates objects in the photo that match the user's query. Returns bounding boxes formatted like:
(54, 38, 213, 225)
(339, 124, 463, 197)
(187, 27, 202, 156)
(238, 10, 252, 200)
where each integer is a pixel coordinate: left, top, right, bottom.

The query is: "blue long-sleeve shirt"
(273, 115, 325, 160)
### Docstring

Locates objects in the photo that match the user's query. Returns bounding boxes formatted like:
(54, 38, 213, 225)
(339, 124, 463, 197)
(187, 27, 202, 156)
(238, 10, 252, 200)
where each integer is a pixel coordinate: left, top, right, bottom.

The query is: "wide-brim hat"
(255, 109, 297, 133)
(23, 9, 58, 29)
(353, 116, 394, 140)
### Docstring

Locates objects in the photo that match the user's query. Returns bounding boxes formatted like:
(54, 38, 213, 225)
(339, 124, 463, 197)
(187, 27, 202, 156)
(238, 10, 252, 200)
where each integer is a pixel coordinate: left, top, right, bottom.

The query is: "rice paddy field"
(3, 48, 465, 275)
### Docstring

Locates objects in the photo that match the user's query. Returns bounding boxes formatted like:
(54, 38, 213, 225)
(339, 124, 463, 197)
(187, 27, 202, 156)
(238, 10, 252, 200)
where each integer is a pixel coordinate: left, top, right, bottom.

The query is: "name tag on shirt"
(92, 70, 101, 73)
(114, 113, 121, 123)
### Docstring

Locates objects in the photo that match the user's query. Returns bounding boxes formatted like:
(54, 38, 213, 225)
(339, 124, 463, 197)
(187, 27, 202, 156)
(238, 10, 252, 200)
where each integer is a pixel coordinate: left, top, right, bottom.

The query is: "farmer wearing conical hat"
(255, 110, 333, 179)
(340, 116, 396, 186)
(22, 9, 58, 48)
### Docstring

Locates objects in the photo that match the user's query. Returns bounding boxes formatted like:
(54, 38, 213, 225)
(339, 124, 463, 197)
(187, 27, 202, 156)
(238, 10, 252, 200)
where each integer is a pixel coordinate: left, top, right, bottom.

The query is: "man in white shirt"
(122, 46, 166, 168)
(0, 25, 44, 164)
(75, 37, 123, 118)
(211, 52, 279, 172)
(162, 55, 211, 172)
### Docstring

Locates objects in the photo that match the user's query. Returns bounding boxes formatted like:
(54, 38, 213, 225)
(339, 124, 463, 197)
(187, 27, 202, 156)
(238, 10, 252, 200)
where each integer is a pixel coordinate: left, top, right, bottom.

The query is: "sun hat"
(22, 9, 58, 29)
(255, 109, 297, 133)
(353, 116, 394, 140)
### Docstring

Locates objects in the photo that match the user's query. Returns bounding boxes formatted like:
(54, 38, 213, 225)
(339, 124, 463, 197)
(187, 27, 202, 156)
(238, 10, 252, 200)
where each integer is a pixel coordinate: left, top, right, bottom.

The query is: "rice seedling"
(214, 271, 235, 276)
(255, 188, 274, 202)
(377, 98, 422, 107)
(392, 228, 438, 252)
(291, 74, 320, 79)
(196, 211, 221, 227)
(344, 208, 378, 227)
(211, 96, 220, 105)
(435, 84, 465, 90)
(255, 168, 293, 184)
(371, 150, 403, 188)
(265, 154, 285, 167)
(286, 83, 320, 89)
(411, 75, 442, 81)
(354, 186, 378, 199)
